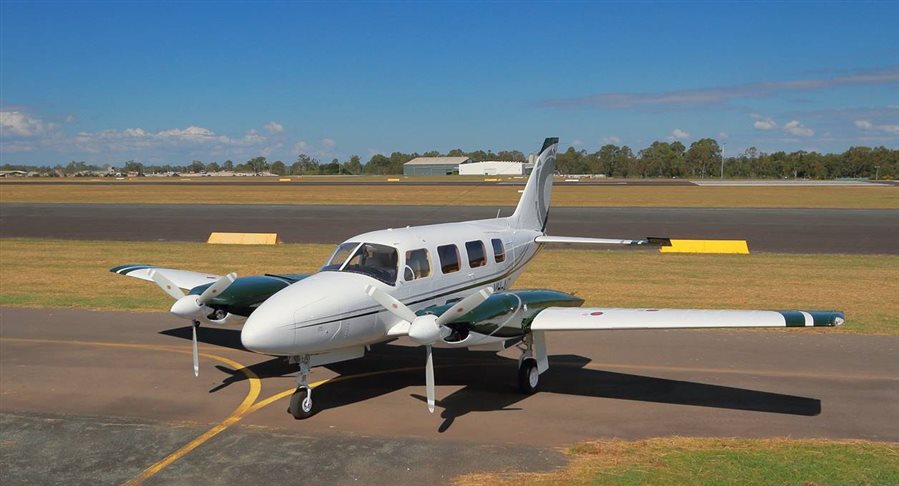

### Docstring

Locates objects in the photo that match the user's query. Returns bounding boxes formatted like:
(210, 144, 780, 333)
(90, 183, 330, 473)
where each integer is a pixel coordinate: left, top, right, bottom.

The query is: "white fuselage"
(240, 216, 543, 357)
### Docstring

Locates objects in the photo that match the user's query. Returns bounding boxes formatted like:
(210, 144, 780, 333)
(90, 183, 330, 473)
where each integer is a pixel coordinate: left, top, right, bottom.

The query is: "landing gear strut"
(288, 355, 314, 419)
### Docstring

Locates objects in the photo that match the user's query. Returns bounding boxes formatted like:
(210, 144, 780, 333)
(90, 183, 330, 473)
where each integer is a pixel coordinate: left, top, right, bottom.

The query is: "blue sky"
(1, 1, 897, 165)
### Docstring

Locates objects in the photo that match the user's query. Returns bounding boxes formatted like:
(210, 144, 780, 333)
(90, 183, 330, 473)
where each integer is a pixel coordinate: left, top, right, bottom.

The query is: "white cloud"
(855, 119, 899, 135)
(542, 66, 899, 110)
(718, 132, 730, 140)
(293, 141, 310, 154)
(671, 128, 690, 140)
(753, 118, 777, 130)
(783, 120, 814, 137)
(264, 121, 283, 134)
(0, 111, 51, 137)
(321, 138, 336, 149)
(600, 135, 621, 144)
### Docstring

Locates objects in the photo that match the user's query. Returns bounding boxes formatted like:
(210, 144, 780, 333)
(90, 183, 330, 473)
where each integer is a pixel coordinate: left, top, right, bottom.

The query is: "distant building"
(458, 160, 532, 176)
(403, 156, 470, 176)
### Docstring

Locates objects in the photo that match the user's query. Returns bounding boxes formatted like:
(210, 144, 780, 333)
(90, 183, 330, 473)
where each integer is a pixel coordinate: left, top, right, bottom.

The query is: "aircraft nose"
(241, 304, 296, 355)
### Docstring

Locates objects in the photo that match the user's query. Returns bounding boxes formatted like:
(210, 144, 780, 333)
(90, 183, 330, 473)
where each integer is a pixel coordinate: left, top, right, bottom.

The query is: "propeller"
(148, 270, 237, 377)
(365, 285, 493, 413)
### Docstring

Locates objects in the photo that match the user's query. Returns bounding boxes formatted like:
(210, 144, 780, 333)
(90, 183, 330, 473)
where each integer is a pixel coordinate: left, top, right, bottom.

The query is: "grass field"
(2, 182, 897, 208)
(456, 437, 899, 485)
(1, 239, 896, 334)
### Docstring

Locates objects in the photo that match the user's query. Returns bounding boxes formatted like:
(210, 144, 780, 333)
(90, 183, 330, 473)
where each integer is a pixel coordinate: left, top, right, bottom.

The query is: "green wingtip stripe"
(778, 311, 844, 327)
(110, 264, 155, 274)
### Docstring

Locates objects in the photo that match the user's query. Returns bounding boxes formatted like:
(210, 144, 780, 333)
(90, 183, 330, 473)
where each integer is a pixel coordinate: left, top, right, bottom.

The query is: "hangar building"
(458, 160, 532, 176)
(403, 156, 470, 176)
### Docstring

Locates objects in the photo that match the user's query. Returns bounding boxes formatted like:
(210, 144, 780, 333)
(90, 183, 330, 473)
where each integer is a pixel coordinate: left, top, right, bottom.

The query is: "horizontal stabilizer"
(535, 235, 671, 246)
(530, 307, 844, 331)
(110, 264, 222, 290)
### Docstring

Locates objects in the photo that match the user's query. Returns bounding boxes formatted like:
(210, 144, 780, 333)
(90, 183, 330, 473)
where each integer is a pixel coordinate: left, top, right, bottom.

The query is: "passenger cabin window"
(437, 244, 460, 274)
(404, 249, 431, 281)
(491, 238, 505, 263)
(334, 242, 398, 285)
(465, 240, 487, 268)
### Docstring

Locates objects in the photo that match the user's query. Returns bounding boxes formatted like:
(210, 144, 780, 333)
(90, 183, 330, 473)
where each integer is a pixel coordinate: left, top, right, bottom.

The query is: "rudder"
(511, 137, 558, 231)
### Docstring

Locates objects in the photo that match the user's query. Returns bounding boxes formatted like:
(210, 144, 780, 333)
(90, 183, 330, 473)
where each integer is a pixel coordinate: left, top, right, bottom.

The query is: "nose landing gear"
(288, 355, 314, 419)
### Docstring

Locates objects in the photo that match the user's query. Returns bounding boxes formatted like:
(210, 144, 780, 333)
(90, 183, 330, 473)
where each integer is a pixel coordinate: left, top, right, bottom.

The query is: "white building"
(458, 160, 532, 176)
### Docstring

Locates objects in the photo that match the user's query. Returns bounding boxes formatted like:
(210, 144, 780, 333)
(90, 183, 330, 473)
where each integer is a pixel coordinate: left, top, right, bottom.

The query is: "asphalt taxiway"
(2, 307, 897, 484)
(3, 203, 898, 254)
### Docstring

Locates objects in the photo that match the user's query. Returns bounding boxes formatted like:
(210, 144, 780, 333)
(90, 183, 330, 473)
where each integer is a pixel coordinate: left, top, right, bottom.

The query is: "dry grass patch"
(2, 183, 896, 208)
(1, 239, 895, 334)
(455, 437, 899, 485)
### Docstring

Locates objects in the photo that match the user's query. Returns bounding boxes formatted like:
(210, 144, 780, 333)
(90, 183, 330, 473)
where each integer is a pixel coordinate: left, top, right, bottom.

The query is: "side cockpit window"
(437, 244, 460, 274)
(340, 243, 398, 285)
(491, 238, 505, 263)
(404, 249, 431, 281)
(321, 242, 359, 271)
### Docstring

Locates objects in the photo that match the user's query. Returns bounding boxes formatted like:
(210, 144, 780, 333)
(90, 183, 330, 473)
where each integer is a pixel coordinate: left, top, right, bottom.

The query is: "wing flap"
(530, 307, 844, 331)
(110, 264, 222, 290)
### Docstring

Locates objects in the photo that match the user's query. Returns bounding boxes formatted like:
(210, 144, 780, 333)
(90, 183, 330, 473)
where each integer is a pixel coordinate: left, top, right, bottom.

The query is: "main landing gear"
(288, 355, 314, 419)
(517, 333, 541, 394)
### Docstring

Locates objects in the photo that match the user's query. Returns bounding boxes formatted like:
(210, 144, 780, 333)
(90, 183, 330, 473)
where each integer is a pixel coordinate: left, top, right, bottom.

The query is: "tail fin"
(511, 137, 558, 231)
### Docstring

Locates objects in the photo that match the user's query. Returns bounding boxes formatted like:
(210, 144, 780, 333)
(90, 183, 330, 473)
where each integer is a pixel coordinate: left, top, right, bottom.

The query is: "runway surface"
(2, 307, 897, 483)
(3, 203, 898, 254)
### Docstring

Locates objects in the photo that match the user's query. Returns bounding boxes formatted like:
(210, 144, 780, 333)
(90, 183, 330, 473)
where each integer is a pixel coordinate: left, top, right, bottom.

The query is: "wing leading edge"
(530, 307, 844, 331)
(110, 264, 221, 290)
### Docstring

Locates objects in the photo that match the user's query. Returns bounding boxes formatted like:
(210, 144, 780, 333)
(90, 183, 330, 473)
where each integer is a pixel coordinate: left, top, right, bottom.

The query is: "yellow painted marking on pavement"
(387, 178, 400, 182)
(0, 337, 260, 486)
(278, 178, 291, 182)
(207, 232, 278, 245)
(660, 239, 750, 254)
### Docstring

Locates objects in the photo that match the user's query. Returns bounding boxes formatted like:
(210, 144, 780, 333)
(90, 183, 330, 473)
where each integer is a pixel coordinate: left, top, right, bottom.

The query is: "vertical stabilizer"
(511, 137, 558, 231)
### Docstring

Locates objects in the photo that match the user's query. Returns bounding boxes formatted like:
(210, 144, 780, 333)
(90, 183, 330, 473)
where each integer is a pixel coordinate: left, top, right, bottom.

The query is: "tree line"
(2, 140, 896, 179)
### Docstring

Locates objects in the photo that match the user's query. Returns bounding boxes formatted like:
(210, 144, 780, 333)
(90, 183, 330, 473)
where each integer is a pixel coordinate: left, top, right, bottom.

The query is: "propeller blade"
(425, 345, 435, 413)
(435, 287, 494, 327)
(149, 269, 186, 300)
(365, 284, 418, 323)
(192, 322, 199, 377)
(198, 272, 237, 305)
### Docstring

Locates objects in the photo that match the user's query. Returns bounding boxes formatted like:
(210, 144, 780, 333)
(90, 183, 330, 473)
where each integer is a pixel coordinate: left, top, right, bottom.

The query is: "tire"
(289, 388, 314, 419)
(518, 358, 539, 394)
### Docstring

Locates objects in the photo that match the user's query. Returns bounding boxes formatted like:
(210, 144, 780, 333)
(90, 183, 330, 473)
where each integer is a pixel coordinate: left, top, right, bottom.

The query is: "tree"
(342, 155, 363, 175)
(246, 156, 268, 175)
(188, 160, 205, 173)
(684, 139, 721, 179)
(123, 160, 144, 176)
(270, 160, 286, 175)
(206, 161, 220, 173)
(222, 160, 234, 171)
(291, 154, 319, 175)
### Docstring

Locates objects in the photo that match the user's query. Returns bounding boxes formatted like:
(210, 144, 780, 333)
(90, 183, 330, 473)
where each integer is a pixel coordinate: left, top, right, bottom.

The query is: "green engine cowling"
(420, 289, 584, 341)
(188, 274, 309, 319)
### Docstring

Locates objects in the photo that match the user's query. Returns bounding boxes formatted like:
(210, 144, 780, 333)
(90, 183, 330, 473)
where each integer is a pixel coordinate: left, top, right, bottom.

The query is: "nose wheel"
(288, 355, 315, 419)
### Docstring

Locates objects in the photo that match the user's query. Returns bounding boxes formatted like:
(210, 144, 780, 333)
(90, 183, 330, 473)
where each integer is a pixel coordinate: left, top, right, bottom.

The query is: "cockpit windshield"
(321, 242, 398, 285)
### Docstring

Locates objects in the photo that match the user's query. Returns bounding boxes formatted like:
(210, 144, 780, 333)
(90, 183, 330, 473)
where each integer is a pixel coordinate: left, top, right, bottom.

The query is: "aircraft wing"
(535, 235, 671, 246)
(110, 264, 222, 290)
(530, 307, 844, 331)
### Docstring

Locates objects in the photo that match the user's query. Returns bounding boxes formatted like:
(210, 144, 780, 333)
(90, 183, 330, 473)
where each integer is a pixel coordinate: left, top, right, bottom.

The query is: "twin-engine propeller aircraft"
(113, 137, 844, 419)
